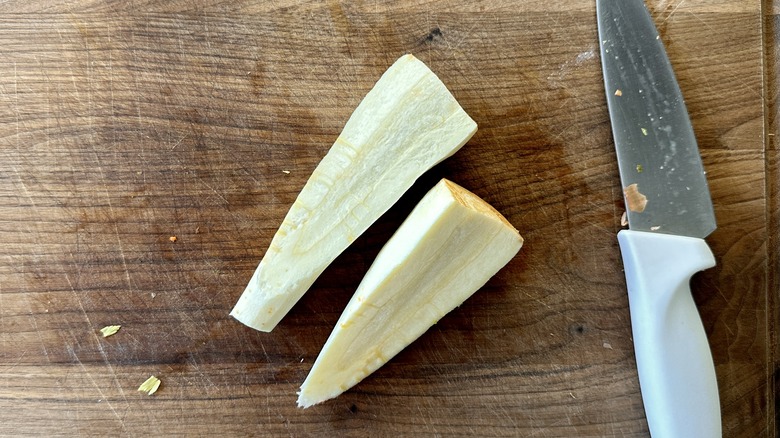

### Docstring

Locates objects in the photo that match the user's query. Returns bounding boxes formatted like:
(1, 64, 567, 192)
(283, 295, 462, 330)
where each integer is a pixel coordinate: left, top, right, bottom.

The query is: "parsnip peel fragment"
(231, 54, 477, 332)
(297, 178, 523, 408)
(138, 376, 161, 396)
(99, 325, 121, 338)
(624, 183, 648, 213)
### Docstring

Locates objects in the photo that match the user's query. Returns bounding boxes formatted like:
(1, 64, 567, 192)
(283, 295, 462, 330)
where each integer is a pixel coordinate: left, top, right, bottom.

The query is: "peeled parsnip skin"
(297, 179, 523, 408)
(230, 55, 478, 332)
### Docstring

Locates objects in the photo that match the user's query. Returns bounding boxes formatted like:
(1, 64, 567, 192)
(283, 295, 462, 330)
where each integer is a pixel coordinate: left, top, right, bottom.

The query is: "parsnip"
(297, 179, 523, 408)
(231, 55, 477, 332)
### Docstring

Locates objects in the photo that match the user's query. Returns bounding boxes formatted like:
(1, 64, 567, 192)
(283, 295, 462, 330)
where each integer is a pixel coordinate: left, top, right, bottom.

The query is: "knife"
(597, 1, 721, 437)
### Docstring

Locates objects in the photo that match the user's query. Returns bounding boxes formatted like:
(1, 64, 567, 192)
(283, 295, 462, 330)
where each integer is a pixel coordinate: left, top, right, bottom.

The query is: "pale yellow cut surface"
(231, 55, 477, 332)
(297, 179, 523, 408)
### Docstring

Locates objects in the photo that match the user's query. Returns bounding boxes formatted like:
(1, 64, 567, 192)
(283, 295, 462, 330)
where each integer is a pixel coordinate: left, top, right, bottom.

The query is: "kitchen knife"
(596, 1, 721, 437)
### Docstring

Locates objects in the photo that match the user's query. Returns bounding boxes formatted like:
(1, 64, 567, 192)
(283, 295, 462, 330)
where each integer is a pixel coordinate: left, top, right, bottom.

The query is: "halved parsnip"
(231, 55, 477, 332)
(297, 179, 523, 408)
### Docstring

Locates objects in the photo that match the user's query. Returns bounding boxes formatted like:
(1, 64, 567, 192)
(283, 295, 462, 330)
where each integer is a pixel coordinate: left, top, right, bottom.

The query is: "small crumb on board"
(138, 376, 161, 396)
(99, 325, 121, 338)
(169, 236, 177, 242)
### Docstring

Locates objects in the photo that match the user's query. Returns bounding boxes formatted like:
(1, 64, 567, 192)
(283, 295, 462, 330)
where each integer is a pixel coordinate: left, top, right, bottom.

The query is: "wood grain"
(0, 1, 772, 436)
(765, 3, 780, 438)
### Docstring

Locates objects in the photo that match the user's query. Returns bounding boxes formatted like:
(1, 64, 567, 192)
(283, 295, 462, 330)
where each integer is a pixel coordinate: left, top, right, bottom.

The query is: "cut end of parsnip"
(231, 54, 477, 332)
(296, 178, 523, 408)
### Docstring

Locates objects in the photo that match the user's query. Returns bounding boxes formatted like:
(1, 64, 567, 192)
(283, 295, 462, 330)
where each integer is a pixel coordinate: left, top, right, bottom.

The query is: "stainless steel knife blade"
(598, 0, 716, 238)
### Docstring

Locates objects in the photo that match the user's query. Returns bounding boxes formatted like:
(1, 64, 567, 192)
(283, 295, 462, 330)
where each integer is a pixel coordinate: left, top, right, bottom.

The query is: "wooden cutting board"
(0, 1, 774, 436)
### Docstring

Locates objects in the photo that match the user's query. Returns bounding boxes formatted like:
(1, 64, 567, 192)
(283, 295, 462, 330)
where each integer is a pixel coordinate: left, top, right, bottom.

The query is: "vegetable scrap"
(636, 164, 643, 173)
(138, 376, 161, 396)
(99, 325, 121, 338)
(623, 183, 648, 213)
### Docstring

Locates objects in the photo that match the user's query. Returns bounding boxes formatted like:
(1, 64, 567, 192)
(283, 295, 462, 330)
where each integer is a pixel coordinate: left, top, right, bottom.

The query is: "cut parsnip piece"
(297, 179, 523, 408)
(231, 54, 477, 332)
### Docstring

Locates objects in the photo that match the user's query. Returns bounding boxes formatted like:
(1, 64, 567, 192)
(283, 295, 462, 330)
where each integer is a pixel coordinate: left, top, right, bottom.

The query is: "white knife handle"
(617, 230, 721, 438)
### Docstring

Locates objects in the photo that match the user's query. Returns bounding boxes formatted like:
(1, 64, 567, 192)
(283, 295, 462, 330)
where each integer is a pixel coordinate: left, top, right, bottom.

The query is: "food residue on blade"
(636, 164, 643, 173)
(623, 183, 647, 213)
(641, 128, 648, 136)
(614, 89, 623, 96)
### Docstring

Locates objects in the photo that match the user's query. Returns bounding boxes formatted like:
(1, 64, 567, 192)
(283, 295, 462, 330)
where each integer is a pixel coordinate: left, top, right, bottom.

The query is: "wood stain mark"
(250, 61, 266, 96)
(569, 323, 587, 336)
(418, 27, 443, 47)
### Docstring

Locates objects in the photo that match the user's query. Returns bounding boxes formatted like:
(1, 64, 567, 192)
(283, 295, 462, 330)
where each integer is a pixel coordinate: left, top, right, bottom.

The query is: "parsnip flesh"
(231, 55, 477, 332)
(297, 179, 523, 408)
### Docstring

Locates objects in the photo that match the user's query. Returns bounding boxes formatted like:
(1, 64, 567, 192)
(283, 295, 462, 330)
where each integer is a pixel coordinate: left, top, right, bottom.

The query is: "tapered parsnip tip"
(297, 387, 343, 409)
(297, 385, 340, 409)
(229, 308, 276, 333)
(296, 394, 315, 409)
(229, 309, 268, 333)
(229, 285, 280, 333)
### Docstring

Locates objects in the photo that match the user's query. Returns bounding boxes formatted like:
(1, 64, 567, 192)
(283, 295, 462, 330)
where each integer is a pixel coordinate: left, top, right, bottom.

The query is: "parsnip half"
(231, 55, 477, 332)
(297, 179, 523, 408)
